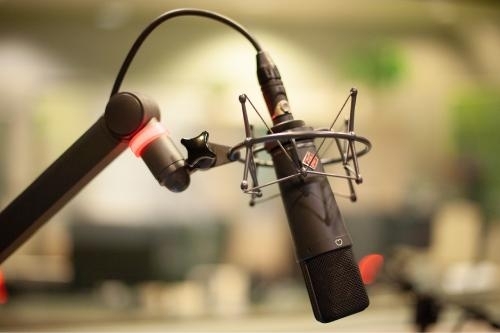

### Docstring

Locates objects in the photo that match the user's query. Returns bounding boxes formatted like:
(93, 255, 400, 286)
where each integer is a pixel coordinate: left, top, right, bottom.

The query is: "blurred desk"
(1, 286, 498, 332)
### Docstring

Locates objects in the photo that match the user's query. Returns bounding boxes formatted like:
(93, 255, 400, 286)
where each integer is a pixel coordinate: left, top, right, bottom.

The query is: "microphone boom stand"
(0, 8, 262, 264)
(0, 92, 161, 263)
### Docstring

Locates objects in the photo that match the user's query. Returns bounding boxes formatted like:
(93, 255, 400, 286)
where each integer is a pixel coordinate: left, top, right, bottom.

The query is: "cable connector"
(256, 51, 292, 122)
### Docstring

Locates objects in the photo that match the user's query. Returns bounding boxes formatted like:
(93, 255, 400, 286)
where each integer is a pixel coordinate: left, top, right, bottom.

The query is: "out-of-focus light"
(151, 33, 340, 128)
(95, 1, 132, 30)
(427, 0, 457, 25)
(359, 253, 384, 285)
(0, 39, 66, 100)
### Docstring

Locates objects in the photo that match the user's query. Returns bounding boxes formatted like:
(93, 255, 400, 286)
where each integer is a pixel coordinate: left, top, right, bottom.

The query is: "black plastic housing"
(141, 134, 190, 192)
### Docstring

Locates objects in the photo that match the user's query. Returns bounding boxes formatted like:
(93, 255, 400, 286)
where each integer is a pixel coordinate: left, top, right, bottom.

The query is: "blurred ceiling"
(1, 0, 499, 28)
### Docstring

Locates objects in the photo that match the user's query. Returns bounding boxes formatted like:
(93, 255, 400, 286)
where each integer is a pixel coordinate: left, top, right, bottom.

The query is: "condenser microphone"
(257, 51, 369, 322)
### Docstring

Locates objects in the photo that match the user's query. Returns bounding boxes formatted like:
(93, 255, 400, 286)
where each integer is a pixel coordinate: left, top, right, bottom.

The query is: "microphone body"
(257, 51, 369, 322)
(266, 122, 369, 322)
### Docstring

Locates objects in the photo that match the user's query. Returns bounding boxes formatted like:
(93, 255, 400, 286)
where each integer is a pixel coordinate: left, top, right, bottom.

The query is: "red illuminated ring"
(129, 119, 168, 157)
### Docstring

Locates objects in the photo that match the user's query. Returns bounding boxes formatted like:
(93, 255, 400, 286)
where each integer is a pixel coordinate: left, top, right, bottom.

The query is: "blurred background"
(0, 0, 499, 331)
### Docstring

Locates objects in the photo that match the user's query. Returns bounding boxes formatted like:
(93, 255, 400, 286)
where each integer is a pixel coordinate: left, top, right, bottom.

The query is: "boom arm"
(0, 92, 160, 263)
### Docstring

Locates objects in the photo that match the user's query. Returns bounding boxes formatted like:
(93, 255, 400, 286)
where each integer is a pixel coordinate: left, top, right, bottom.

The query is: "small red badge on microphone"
(302, 151, 319, 170)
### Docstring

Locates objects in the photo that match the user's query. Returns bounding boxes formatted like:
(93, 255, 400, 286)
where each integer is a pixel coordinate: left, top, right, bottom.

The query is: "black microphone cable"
(110, 8, 263, 97)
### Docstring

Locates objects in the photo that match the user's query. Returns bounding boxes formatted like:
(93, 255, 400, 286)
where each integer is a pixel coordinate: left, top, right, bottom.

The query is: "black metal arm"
(0, 7, 261, 264)
(0, 92, 160, 263)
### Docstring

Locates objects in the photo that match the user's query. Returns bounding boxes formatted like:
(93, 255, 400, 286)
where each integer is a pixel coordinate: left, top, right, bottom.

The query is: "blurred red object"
(359, 253, 384, 285)
(0, 270, 8, 304)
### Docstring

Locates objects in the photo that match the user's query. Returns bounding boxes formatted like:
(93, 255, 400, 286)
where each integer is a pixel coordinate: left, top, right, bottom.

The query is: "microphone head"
(300, 246, 369, 323)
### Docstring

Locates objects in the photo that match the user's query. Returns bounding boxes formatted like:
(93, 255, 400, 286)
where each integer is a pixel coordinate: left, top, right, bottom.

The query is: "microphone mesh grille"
(301, 246, 369, 323)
